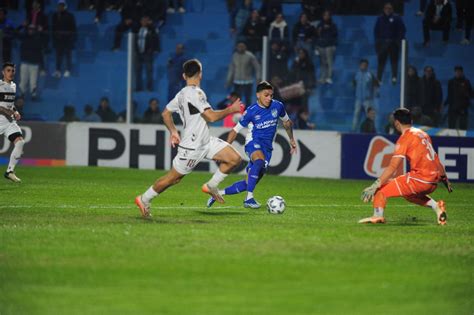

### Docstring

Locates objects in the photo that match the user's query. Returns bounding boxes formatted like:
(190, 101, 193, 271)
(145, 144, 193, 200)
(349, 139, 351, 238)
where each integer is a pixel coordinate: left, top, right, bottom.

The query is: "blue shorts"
(245, 141, 272, 173)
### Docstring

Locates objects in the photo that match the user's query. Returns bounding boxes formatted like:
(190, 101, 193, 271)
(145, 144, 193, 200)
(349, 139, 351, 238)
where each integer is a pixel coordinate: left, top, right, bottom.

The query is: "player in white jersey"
(0, 62, 25, 183)
(135, 59, 243, 218)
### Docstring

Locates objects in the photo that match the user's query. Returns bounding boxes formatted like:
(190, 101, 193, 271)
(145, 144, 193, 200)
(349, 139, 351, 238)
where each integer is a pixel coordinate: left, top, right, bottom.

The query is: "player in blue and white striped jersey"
(208, 81, 297, 208)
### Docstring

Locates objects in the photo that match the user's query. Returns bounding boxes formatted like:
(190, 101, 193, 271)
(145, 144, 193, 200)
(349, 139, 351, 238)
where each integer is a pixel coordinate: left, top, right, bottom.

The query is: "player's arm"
(435, 154, 453, 193)
(0, 107, 14, 121)
(201, 98, 241, 123)
(282, 119, 297, 154)
(361, 156, 403, 203)
(226, 122, 245, 144)
(162, 108, 180, 148)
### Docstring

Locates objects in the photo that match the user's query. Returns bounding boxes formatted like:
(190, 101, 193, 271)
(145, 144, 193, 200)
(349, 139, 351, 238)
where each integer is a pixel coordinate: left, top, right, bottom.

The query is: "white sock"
(373, 207, 384, 217)
(426, 198, 440, 215)
(207, 169, 228, 187)
(142, 186, 158, 203)
(7, 139, 24, 173)
(246, 192, 254, 200)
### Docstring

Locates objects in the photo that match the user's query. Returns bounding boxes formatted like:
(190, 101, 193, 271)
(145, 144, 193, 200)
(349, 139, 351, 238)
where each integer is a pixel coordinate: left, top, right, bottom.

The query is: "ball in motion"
(267, 196, 286, 214)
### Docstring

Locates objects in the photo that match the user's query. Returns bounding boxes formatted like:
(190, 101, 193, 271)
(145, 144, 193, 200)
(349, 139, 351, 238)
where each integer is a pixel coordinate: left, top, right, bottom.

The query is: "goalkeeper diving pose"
(360, 108, 453, 225)
(207, 81, 297, 209)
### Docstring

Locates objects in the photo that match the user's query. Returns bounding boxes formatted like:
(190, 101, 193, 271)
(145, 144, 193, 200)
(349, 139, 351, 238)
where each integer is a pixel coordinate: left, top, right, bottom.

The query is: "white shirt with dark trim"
(0, 80, 16, 110)
(166, 85, 212, 150)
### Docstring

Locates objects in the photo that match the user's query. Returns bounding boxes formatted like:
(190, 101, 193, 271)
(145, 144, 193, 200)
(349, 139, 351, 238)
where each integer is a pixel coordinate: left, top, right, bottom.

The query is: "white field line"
(0, 204, 467, 210)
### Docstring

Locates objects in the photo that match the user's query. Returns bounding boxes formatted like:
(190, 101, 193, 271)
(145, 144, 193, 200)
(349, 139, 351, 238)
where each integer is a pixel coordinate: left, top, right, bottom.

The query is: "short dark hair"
(454, 65, 463, 71)
(367, 106, 375, 113)
(256, 81, 273, 93)
(360, 59, 369, 65)
(393, 108, 412, 125)
(229, 91, 240, 99)
(183, 59, 202, 78)
(3, 62, 14, 69)
(149, 97, 159, 104)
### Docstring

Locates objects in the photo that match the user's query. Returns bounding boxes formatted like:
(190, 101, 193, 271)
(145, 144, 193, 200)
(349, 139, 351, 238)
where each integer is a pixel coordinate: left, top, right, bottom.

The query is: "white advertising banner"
(66, 122, 341, 178)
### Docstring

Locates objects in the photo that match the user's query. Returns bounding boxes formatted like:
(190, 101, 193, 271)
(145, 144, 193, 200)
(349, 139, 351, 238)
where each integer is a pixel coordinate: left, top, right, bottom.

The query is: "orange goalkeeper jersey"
(393, 127, 442, 183)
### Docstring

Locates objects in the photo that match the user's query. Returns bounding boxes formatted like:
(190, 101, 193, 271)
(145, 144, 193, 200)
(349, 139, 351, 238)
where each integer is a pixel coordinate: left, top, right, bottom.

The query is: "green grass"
(0, 166, 473, 315)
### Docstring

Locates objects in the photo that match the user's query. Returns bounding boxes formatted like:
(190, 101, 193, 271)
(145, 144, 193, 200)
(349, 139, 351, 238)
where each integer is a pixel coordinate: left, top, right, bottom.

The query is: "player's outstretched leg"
(203, 145, 242, 204)
(4, 136, 24, 183)
(207, 180, 247, 208)
(243, 159, 265, 209)
(135, 168, 184, 218)
(405, 195, 447, 225)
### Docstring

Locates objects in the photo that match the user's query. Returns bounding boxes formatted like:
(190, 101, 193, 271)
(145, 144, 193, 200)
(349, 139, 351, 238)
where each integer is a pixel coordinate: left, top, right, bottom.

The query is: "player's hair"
(3, 62, 15, 70)
(256, 81, 273, 93)
(393, 108, 412, 125)
(183, 59, 202, 78)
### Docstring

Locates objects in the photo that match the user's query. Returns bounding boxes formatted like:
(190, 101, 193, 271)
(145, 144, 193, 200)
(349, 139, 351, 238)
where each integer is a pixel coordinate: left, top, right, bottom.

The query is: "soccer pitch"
(1, 166, 472, 315)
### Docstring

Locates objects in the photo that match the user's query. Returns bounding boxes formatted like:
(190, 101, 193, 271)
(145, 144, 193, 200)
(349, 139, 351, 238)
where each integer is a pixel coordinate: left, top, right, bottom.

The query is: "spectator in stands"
(455, 0, 465, 30)
(52, 0, 77, 78)
(268, 41, 289, 82)
(135, 15, 160, 92)
(360, 107, 376, 133)
(259, 0, 282, 26)
(419, 66, 442, 126)
(352, 59, 376, 131)
(82, 104, 101, 122)
(417, 0, 428, 16)
(315, 10, 338, 84)
(25, 0, 45, 11)
(167, 0, 185, 14)
(215, 92, 245, 127)
(302, 0, 324, 27)
(446, 66, 472, 130)
(374, 2, 406, 84)
(226, 42, 261, 106)
(405, 65, 421, 110)
(269, 75, 283, 101)
(145, 0, 167, 29)
(289, 48, 316, 111)
(0, 8, 15, 64)
(142, 98, 164, 124)
(60, 105, 80, 122)
(460, 1, 473, 45)
(242, 10, 266, 56)
(411, 106, 434, 126)
(384, 113, 395, 134)
(423, 0, 452, 46)
(112, 0, 143, 51)
(268, 13, 289, 46)
(230, 0, 253, 35)
(292, 13, 315, 54)
(294, 110, 315, 130)
(117, 100, 140, 122)
(96, 97, 118, 122)
(167, 43, 186, 102)
(25, 0, 48, 75)
(19, 25, 42, 101)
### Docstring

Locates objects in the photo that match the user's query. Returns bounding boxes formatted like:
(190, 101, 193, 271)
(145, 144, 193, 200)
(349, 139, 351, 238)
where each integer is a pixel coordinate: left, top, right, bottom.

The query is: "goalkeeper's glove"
(440, 175, 453, 193)
(361, 179, 381, 203)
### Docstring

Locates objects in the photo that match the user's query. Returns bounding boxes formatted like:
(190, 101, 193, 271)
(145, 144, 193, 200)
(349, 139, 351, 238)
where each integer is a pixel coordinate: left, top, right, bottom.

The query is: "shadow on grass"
(195, 210, 248, 216)
(133, 216, 211, 224)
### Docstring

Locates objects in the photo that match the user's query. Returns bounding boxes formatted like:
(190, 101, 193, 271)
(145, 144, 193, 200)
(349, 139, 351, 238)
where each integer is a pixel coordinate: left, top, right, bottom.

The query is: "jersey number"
(421, 139, 436, 161)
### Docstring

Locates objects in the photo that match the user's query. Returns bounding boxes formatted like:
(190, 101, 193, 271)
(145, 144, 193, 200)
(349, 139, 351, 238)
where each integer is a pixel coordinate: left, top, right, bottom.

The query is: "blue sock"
(247, 159, 265, 194)
(224, 180, 247, 195)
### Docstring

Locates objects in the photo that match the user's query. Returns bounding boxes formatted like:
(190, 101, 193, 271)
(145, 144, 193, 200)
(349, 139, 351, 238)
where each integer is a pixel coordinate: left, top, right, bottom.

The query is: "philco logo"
(364, 136, 405, 178)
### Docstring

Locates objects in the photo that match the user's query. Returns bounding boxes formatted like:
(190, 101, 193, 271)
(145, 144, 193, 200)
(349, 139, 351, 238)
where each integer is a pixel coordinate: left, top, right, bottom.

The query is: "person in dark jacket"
(423, 0, 452, 46)
(374, 2, 406, 84)
(52, 0, 77, 78)
(289, 48, 316, 112)
(411, 106, 434, 126)
(0, 8, 15, 64)
(59, 105, 80, 122)
(405, 65, 421, 109)
(419, 66, 443, 126)
(360, 106, 377, 133)
(112, 0, 143, 50)
(315, 10, 338, 84)
(242, 10, 266, 56)
(268, 41, 289, 82)
(19, 25, 43, 100)
(302, 0, 325, 26)
(135, 15, 159, 91)
(446, 66, 472, 130)
(292, 13, 315, 54)
(460, 0, 474, 44)
(167, 43, 186, 102)
(25, 0, 48, 74)
(96, 97, 118, 122)
(259, 0, 281, 26)
(142, 98, 164, 124)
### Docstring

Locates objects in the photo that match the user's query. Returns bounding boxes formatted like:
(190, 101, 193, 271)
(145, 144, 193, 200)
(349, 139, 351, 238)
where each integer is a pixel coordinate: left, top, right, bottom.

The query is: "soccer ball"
(267, 196, 286, 214)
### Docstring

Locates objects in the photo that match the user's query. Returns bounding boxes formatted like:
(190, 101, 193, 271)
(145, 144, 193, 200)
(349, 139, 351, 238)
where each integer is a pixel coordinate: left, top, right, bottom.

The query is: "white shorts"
(172, 136, 230, 175)
(0, 116, 22, 140)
